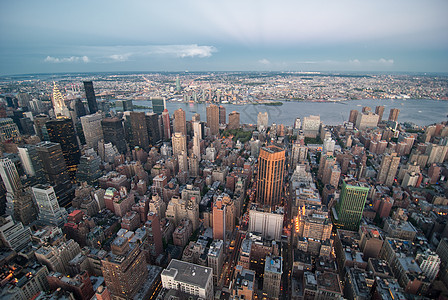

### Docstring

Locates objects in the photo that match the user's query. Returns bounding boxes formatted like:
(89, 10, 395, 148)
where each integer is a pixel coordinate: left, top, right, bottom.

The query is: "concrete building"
(228, 111, 240, 130)
(207, 239, 224, 285)
(173, 108, 187, 136)
(0, 215, 31, 251)
(257, 112, 268, 131)
(302, 115, 320, 138)
(248, 205, 284, 241)
(32, 184, 68, 227)
(333, 180, 369, 231)
(264, 256, 282, 299)
(161, 259, 213, 300)
(80, 113, 103, 150)
(172, 132, 187, 157)
(206, 104, 219, 135)
(355, 112, 379, 130)
(377, 153, 400, 186)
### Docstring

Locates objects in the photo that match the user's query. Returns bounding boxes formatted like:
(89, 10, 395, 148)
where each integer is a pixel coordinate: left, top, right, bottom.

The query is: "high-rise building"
(146, 212, 164, 258)
(0, 158, 36, 225)
(161, 109, 171, 140)
(52, 82, 70, 118)
(256, 146, 285, 208)
(0, 215, 31, 251)
(101, 117, 127, 153)
(192, 121, 202, 140)
(375, 106, 385, 122)
(355, 112, 379, 130)
(176, 77, 181, 92)
(302, 115, 321, 138)
(129, 112, 149, 150)
(0, 118, 20, 142)
(248, 205, 284, 240)
(219, 105, 226, 125)
(348, 110, 358, 124)
(264, 256, 283, 299)
(161, 259, 214, 300)
(83, 81, 98, 114)
(228, 111, 240, 130)
(18, 145, 44, 181)
(208, 239, 224, 285)
(76, 149, 102, 185)
(388, 108, 400, 122)
(377, 153, 400, 186)
(72, 98, 87, 118)
(172, 132, 187, 157)
(333, 180, 369, 231)
(206, 104, 219, 135)
(80, 113, 103, 150)
(193, 134, 200, 159)
(46, 118, 80, 175)
(33, 114, 50, 140)
(32, 184, 67, 227)
(212, 198, 226, 243)
(145, 113, 161, 145)
(257, 112, 268, 131)
(35, 141, 74, 207)
(151, 97, 166, 115)
(115, 99, 133, 112)
(173, 108, 187, 136)
(101, 237, 148, 299)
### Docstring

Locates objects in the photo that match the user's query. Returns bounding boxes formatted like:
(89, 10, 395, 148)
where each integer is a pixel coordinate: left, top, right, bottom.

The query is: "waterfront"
(127, 99, 447, 127)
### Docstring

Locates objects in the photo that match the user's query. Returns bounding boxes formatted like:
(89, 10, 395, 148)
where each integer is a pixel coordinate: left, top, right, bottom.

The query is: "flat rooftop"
(162, 259, 212, 289)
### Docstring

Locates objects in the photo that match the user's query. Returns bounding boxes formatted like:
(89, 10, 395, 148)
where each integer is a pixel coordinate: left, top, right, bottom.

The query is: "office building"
(35, 239, 81, 274)
(219, 105, 226, 124)
(72, 98, 87, 118)
(18, 145, 44, 181)
(129, 112, 150, 150)
(115, 99, 133, 112)
(52, 82, 70, 118)
(161, 259, 213, 300)
(0, 214, 31, 251)
(377, 153, 400, 186)
(0, 118, 20, 142)
(46, 118, 80, 175)
(80, 113, 103, 150)
(333, 180, 369, 231)
(192, 121, 202, 140)
(32, 184, 67, 227)
(161, 109, 171, 140)
(151, 97, 166, 115)
(264, 256, 282, 299)
(35, 141, 74, 207)
(389, 108, 400, 122)
(208, 239, 224, 285)
(228, 111, 240, 130)
(257, 112, 268, 131)
(375, 105, 385, 122)
(212, 197, 226, 243)
(76, 149, 102, 185)
(145, 113, 161, 144)
(256, 146, 285, 208)
(34, 114, 50, 140)
(172, 132, 187, 157)
(302, 115, 320, 138)
(248, 205, 284, 240)
(0, 158, 36, 225)
(101, 117, 127, 153)
(206, 104, 219, 135)
(83, 81, 98, 114)
(355, 112, 380, 130)
(173, 108, 187, 136)
(101, 237, 148, 299)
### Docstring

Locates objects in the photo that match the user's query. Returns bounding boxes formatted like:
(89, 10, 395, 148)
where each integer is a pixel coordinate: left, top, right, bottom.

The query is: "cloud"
(109, 53, 132, 62)
(149, 44, 217, 58)
(377, 58, 394, 65)
(349, 59, 361, 65)
(258, 58, 271, 65)
(44, 55, 89, 63)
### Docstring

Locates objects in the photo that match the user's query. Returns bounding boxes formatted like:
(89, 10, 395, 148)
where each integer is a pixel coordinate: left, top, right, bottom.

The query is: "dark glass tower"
(101, 117, 127, 153)
(145, 113, 161, 145)
(45, 118, 80, 176)
(151, 98, 165, 115)
(83, 81, 98, 114)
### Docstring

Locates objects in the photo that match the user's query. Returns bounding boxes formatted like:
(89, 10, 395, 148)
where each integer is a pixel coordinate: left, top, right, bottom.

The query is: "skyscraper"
(52, 82, 70, 118)
(333, 180, 369, 231)
(257, 112, 268, 131)
(32, 184, 67, 227)
(207, 104, 219, 135)
(151, 97, 166, 115)
(101, 237, 148, 299)
(256, 146, 286, 208)
(145, 113, 161, 145)
(129, 112, 149, 150)
(377, 153, 400, 186)
(172, 132, 187, 157)
(46, 118, 80, 175)
(80, 113, 103, 150)
(173, 108, 187, 136)
(219, 105, 226, 125)
(101, 117, 127, 153)
(83, 81, 98, 114)
(161, 109, 171, 140)
(35, 141, 74, 207)
(212, 197, 226, 244)
(388, 108, 400, 122)
(375, 106, 385, 122)
(228, 111, 240, 130)
(17, 145, 45, 182)
(0, 118, 20, 142)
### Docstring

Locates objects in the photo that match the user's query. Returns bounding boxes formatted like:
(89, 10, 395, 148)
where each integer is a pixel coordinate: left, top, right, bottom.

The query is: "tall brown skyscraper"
(375, 106, 385, 122)
(129, 112, 149, 150)
(377, 152, 400, 186)
(173, 108, 186, 136)
(212, 197, 226, 244)
(227, 111, 240, 130)
(348, 110, 358, 124)
(388, 108, 400, 122)
(207, 104, 219, 135)
(219, 105, 226, 124)
(256, 146, 286, 208)
(161, 109, 171, 140)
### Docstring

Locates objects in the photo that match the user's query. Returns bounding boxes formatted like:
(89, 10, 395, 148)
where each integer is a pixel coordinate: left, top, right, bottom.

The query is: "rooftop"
(265, 256, 282, 274)
(162, 259, 212, 289)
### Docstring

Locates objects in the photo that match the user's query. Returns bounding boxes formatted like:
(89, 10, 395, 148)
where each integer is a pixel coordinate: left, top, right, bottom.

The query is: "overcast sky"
(1, 0, 447, 74)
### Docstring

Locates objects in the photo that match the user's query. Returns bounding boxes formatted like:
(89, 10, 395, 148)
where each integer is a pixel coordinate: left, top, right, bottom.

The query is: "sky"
(1, 0, 447, 75)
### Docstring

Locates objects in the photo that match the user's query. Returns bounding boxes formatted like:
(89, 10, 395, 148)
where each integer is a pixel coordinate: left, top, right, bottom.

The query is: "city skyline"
(1, 0, 448, 75)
